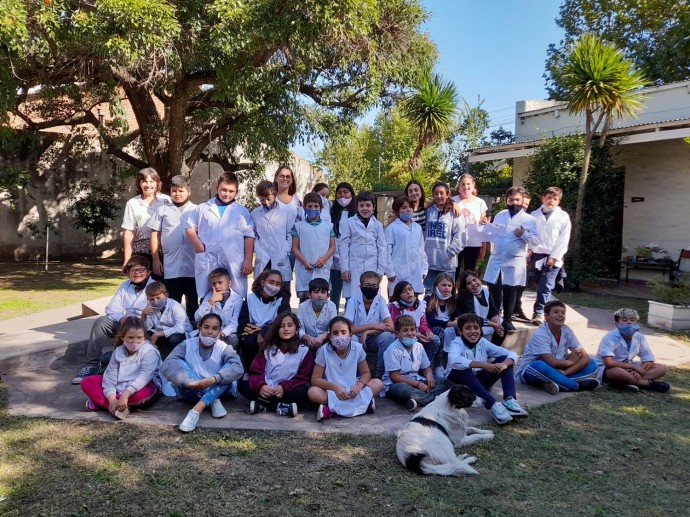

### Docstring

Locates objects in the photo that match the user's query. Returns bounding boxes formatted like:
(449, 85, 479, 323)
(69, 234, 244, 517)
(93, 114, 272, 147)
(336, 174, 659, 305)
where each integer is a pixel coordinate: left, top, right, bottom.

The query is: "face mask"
(435, 287, 451, 301)
(311, 298, 327, 309)
(330, 335, 351, 350)
(541, 205, 554, 213)
(337, 197, 352, 207)
(151, 298, 167, 310)
(172, 199, 188, 208)
(401, 336, 417, 347)
(361, 286, 379, 300)
(262, 202, 276, 211)
(507, 204, 520, 216)
(124, 341, 144, 353)
(199, 335, 217, 347)
(399, 298, 414, 307)
(320, 195, 329, 205)
(264, 284, 281, 297)
(460, 188, 473, 198)
(398, 212, 413, 222)
(618, 323, 640, 336)
(305, 208, 320, 220)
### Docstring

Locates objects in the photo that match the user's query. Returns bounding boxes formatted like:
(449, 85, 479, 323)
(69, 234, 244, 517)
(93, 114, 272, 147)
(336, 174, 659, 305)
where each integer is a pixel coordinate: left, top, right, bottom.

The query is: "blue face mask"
(398, 212, 413, 222)
(401, 336, 417, 347)
(399, 298, 414, 307)
(263, 202, 276, 211)
(305, 208, 320, 220)
(618, 323, 640, 336)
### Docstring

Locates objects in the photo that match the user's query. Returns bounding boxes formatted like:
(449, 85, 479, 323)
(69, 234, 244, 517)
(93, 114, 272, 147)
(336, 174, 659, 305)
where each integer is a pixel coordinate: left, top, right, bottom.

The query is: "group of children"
(73, 167, 672, 431)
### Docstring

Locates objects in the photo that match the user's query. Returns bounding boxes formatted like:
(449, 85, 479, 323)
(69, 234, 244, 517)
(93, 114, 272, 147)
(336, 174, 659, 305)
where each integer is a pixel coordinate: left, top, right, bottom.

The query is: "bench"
(618, 259, 671, 284)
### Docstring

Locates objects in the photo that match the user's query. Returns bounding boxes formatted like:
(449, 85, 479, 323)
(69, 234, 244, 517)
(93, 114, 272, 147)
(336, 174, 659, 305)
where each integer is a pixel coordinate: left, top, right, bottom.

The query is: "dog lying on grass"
(396, 384, 495, 476)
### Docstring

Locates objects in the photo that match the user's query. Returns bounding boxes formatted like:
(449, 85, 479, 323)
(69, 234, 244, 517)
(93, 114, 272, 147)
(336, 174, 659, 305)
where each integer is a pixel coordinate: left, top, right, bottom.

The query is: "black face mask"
(131, 278, 149, 291)
(461, 333, 481, 349)
(215, 196, 234, 206)
(507, 204, 520, 216)
(173, 200, 188, 208)
(361, 286, 379, 300)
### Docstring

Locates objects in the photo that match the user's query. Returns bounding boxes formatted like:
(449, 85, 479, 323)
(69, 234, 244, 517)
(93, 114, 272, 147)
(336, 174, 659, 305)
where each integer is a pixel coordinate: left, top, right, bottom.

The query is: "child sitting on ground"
(456, 270, 505, 344)
(382, 315, 446, 411)
(81, 316, 161, 419)
(195, 268, 243, 349)
(515, 300, 600, 394)
(160, 313, 244, 433)
(239, 311, 314, 418)
(297, 278, 338, 351)
(424, 273, 461, 358)
(388, 281, 442, 376)
(595, 308, 671, 393)
(141, 281, 192, 358)
(309, 316, 384, 421)
(446, 314, 527, 425)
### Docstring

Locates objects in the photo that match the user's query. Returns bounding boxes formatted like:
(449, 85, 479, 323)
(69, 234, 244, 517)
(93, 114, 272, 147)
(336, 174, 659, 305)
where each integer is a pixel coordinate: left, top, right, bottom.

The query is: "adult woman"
(404, 180, 427, 231)
(329, 182, 357, 311)
(274, 165, 302, 222)
(121, 167, 170, 275)
(452, 173, 488, 274)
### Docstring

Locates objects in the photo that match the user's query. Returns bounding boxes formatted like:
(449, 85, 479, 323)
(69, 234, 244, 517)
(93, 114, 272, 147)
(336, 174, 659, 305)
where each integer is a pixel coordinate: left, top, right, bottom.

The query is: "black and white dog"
(396, 384, 494, 476)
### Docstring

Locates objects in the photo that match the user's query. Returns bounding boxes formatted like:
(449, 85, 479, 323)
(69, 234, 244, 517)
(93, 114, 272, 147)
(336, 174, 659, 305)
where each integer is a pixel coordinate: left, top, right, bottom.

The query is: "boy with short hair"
(251, 180, 294, 288)
(382, 315, 446, 410)
(194, 268, 243, 349)
(186, 171, 255, 299)
(596, 308, 671, 393)
(292, 192, 336, 301)
(72, 255, 155, 384)
(529, 187, 571, 325)
(298, 278, 338, 350)
(141, 281, 193, 357)
(344, 271, 397, 377)
(148, 175, 198, 324)
(515, 300, 600, 394)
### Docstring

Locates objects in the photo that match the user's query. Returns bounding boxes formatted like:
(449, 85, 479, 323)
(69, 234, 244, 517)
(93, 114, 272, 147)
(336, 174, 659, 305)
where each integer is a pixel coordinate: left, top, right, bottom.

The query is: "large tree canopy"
(545, 0, 690, 97)
(0, 0, 435, 184)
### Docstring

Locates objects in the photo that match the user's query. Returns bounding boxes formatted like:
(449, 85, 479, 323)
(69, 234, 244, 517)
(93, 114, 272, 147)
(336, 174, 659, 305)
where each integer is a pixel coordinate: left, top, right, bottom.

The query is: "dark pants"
(237, 380, 311, 409)
(238, 334, 260, 372)
(447, 355, 516, 409)
(456, 246, 482, 275)
(533, 264, 561, 315)
(85, 316, 120, 366)
(488, 273, 518, 322)
(330, 269, 344, 312)
(147, 332, 185, 359)
(165, 276, 199, 326)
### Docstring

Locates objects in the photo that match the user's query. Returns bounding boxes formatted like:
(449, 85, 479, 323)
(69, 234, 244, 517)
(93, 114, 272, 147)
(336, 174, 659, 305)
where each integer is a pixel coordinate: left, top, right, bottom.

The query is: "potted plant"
(647, 275, 690, 330)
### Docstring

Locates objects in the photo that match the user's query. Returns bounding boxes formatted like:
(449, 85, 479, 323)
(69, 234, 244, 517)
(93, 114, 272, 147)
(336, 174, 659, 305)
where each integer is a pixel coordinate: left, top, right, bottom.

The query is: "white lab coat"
(529, 206, 571, 268)
(292, 219, 334, 292)
(251, 204, 294, 282)
(187, 199, 254, 298)
(385, 218, 428, 294)
(339, 216, 392, 298)
(483, 209, 539, 286)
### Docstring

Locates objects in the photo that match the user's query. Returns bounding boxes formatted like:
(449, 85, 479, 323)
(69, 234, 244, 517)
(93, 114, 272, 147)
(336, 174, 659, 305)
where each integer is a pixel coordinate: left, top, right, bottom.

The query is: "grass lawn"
(0, 261, 124, 320)
(1, 366, 689, 516)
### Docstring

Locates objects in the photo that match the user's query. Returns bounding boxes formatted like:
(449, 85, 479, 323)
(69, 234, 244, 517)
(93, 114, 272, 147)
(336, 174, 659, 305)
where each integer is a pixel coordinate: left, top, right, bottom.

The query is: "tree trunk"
(571, 132, 593, 277)
(92, 234, 98, 260)
(408, 140, 425, 171)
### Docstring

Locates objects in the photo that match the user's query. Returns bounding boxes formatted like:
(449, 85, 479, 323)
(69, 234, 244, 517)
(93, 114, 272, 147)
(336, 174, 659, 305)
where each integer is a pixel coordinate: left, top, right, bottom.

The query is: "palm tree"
(556, 33, 648, 272)
(401, 71, 458, 171)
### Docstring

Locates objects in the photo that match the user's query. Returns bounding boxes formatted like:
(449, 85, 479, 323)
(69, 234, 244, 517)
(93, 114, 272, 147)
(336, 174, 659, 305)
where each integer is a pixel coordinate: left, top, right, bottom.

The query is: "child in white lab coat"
(140, 281, 192, 358)
(339, 191, 392, 300)
(385, 195, 427, 296)
(194, 268, 243, 349)
(298, 278, 338, 351)
(329, 182, 358, 311)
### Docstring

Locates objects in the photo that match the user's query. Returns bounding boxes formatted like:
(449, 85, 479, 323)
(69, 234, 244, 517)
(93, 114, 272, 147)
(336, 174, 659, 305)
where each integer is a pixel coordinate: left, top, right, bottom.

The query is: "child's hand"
(152, 257, 164, 276)
(335, 384, 351, 400)
(243, 324, 260, 335)
(360, 332, 369, 349)
(314, 257, 326, 269)
(141, 305, 155, 316)
(417, 381, 429, 393)
(196, 377, 216, 390)
(150, 331, 163, 344)
(341, 271, 351, 282)
(209, 290, 224, 304)
(117, 393, 130, 412)
(349, 382, 362, 398)
(547, 257, 556, 267)
(483, 363, 501, 374)
(108, 396, 119, 415)
(493, 324, 505, 337)
(302, 260, 314, 271)
(642, 362, 655, 372)
(194, 243, 205, 253)
(241, 259, 253, 276)
(259, 385, 274, 398)
(273, 385, 284, 398)
(514, 226, 525, 238)
(426, 374, 436, 389)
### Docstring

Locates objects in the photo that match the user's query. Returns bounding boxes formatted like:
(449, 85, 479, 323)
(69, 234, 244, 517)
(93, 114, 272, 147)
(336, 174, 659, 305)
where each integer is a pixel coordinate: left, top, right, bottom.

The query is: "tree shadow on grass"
(0, 261, 123, 292)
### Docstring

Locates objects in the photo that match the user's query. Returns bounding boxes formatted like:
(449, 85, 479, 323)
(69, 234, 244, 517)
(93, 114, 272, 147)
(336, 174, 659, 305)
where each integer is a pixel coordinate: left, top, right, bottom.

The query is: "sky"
(291, 0, 565, 162)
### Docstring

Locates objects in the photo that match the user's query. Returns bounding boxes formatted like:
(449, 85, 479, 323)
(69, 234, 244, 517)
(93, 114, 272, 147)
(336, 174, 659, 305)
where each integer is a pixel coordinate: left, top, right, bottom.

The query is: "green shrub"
(648, 276, 690, 306)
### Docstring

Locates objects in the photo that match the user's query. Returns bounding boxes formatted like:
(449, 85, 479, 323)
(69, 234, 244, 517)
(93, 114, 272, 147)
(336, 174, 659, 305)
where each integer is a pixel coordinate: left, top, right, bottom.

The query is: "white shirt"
(596, 329, 655, 366)
(452, 196, 488, 247)
(382, 340, 430, 391)
(344, 293, 391, 337)
(515, 323, 582, 381)
(147, 202, 197, 279)
(385, 218, 428, 294)
(297, 299, 338, 338)
(144, 298, 193, 336)
(447, 336, 518, 372)
(529, 206, 571, 267)
(105, 277, 155, 322)
(121, 194, 171, 246)
(195, 290, 243, 336)
(483, 209, 539, 286)
(251, 203, 294, 281)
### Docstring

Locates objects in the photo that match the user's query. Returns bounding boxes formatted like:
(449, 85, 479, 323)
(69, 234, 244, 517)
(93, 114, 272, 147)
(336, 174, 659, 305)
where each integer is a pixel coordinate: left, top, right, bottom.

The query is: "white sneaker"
(503, 398, 528, 417)
(491, 401, 513, 425)
(210, 398, 227, 418)
(179, 409, 200, 432)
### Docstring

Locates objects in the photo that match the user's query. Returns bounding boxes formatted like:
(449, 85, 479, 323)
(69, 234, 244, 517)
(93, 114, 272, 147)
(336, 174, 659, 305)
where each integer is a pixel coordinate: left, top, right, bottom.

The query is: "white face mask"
(337, 197, 352, 207)
(124, 341, 145, 353)
(199, 335, 217, 347)
(435, 286, 451, 301)
(264, 284, 281, 297)
(541, 205, 555, 213)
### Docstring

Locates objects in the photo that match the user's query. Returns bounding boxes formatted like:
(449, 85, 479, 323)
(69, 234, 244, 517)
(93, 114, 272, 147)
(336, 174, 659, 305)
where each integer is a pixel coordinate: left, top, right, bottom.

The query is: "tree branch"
(185, 118, 240, 170)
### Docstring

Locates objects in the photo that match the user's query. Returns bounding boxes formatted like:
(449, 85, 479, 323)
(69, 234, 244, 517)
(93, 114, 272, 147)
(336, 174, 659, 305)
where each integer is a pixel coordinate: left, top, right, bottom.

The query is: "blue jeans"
(423, 334, 443, 369)
(330, 269, 344, 312)
(423, 269, 455, 296)
(387, 379, 447, 407)
(522, 358, 598, 392)
(368, 332, 400, 377)
(172, 360, 231, 406)
(447, 355, 516, 409)
(533, 264, 561, 315)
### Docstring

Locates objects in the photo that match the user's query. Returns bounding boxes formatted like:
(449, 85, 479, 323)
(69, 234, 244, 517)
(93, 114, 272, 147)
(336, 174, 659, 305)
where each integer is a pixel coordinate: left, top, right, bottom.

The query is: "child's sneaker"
(576, 378, 600, 391)
(249, 399, 269, 415)
(491, 401, 513, 425)
(404, 398, 418, 411)
(113, 407, 130, 420)
(316, 404, 333, 421)
(72, 365, 98, 385)
(210, 398, 227, 418)
(178, 409, 200, 432)
(502, 398, 528, 417)
(229, 380, 239, 399)
(611, 382, 640, 393)
(276, 402, 298, 417)
(646, 380, 671, 393)
(512, 310, 530, 322)
(367, 398, 376, 414)
(85, 399, 98, 412)
(542, 380, 560, 395)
